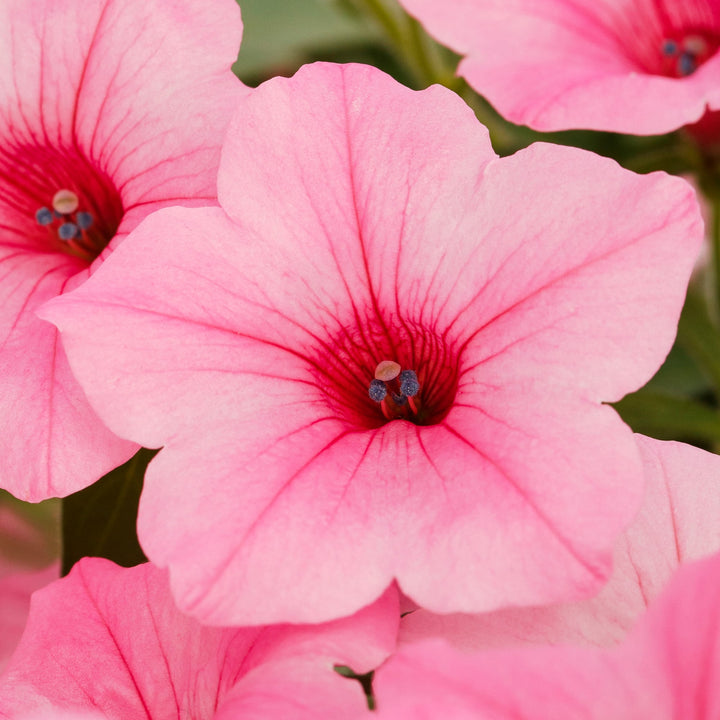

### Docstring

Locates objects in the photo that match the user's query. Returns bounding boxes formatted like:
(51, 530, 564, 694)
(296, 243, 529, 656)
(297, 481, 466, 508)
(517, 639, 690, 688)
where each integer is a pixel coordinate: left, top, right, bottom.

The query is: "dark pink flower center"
(0, 143, 123, 264)
(614, 1, 720, 77)
(317, 316, 459, 429)
(659, 29, 720, 76)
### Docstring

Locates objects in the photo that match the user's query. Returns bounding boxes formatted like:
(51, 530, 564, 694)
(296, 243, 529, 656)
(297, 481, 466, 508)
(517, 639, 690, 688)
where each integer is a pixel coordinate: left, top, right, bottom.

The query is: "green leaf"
(61, 448, 156, 575)
(676, 286, 720, 396)
(613, 390, 720, 446)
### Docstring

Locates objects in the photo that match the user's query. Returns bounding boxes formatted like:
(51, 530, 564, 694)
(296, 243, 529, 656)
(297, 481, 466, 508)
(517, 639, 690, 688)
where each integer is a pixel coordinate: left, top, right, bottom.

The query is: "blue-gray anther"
(678, 52, 697, 76)
(369, 379, 387, 402)
(392, 392, 408, 406)
(35, 207, 53, 225)
(58, 222, 79, 241)
(76, 211, 94, 230)
(399, 369, 419, 397)
(662, 39, 678, 56)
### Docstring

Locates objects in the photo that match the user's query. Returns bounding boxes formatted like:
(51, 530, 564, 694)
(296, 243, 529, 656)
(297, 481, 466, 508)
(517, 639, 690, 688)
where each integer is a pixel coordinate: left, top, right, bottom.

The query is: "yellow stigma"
(374, 360, 401, 382)
(52, 189, 79, 215)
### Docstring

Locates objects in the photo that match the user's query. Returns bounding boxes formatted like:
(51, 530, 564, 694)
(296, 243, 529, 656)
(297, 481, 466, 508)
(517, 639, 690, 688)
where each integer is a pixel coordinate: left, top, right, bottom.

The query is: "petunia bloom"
(400, 434, 720, 650)
(0, 558, 398, 719)
(374, 552, 720, 719)
(42, 62, 703, 625)
(398, 0, 720, 136)
(0, 0, 245, 500)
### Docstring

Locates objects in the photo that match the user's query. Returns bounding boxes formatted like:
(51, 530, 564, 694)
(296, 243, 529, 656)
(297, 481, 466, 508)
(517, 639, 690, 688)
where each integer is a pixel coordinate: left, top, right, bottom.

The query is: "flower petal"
(0, 558, 398, 719)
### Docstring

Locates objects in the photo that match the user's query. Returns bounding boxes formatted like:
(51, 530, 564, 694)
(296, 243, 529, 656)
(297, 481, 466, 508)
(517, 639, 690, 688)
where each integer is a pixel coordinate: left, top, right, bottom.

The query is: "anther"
(399, 370, 419, 397)
(662, 39, 678, 56)
(52, 189, 79, 215)
(369, 379, 387, 402)
(375, 360, 401, 382)
(76, 211, 94, 230)
(678, 52, 697, 76)
(35, 207, 53, 226)
(58, 222, 79, 241)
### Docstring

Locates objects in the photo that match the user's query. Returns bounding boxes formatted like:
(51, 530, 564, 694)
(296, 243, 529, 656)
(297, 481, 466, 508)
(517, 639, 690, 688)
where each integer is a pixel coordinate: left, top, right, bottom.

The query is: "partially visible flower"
(374, 552, 720, 719)
(43, 62, 702, 625)
(0, 558, 399, 719)
(398, 0, 720, 135)
(0, 496, 58, 673)
(400, 434, 720, 650)
(0, 0, 245, 500)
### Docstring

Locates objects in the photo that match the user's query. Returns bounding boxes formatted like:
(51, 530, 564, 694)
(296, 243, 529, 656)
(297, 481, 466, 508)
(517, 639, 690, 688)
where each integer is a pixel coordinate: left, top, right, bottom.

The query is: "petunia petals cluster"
(398, 0, 720, 136)
(0, 0, 245, 501)
(0, 558, 398, 719)
(42, 62, 703, 627)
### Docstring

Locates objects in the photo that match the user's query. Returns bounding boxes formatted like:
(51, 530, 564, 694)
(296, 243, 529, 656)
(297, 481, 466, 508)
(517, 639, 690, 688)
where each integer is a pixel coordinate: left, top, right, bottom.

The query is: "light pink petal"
(0, 249, 135, 499)
(43, 63, 701, 624)
(399, 0, 720, 134)
(378, 554, 720, 719)
(373, 639, 668, 719)
(0, 558, 398, 719)
(401, 435, 720, 649)
(0, 0, 245, 499)
(0, 564, 58, 674)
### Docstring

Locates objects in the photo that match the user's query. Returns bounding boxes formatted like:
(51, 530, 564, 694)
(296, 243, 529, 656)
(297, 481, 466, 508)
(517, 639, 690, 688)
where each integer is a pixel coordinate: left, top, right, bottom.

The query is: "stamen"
(399, 370, 419, 397)
(678, 52, 697, 76)
(58, 222, 79, 241)
(662, 39, 678, 56)
(52, 189, 79, 215)
(368, 379, 387, 402)
(375, 360, 401, 382)
(35, 207, 53, 226)
(76, 211, 94, 230)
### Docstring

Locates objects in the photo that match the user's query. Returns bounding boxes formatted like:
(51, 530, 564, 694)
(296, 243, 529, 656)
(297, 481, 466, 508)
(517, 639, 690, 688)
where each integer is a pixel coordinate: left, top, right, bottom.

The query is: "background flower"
(397, 0, 720, 135)
(373, 552, 720, 719)
(0, 496, 58, 673)
(0, 0, 245, 500)
(0, 558, 399, 719)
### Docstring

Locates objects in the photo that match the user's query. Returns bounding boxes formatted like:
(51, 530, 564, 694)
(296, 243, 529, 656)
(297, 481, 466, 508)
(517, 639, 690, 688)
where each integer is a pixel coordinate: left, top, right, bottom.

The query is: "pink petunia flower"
(42, 62, 703, 625)
(399, 434, 720, 650)
(398, 0, 720, 136)
(0, 558, 398, 719)
(0, 0, 245, 500)
(374, 552, 720, 719)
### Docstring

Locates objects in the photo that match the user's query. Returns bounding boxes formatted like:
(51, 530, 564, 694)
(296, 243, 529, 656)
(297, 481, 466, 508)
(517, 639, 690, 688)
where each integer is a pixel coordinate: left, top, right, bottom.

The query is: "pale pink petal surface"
(0, 0, 245, 500)
(400, 434, 720, 649)
(43, 63, 703, 625)
(0, 558, 398, 719)
(399, 0, 720, 134)
(375, 553, 720, 719)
